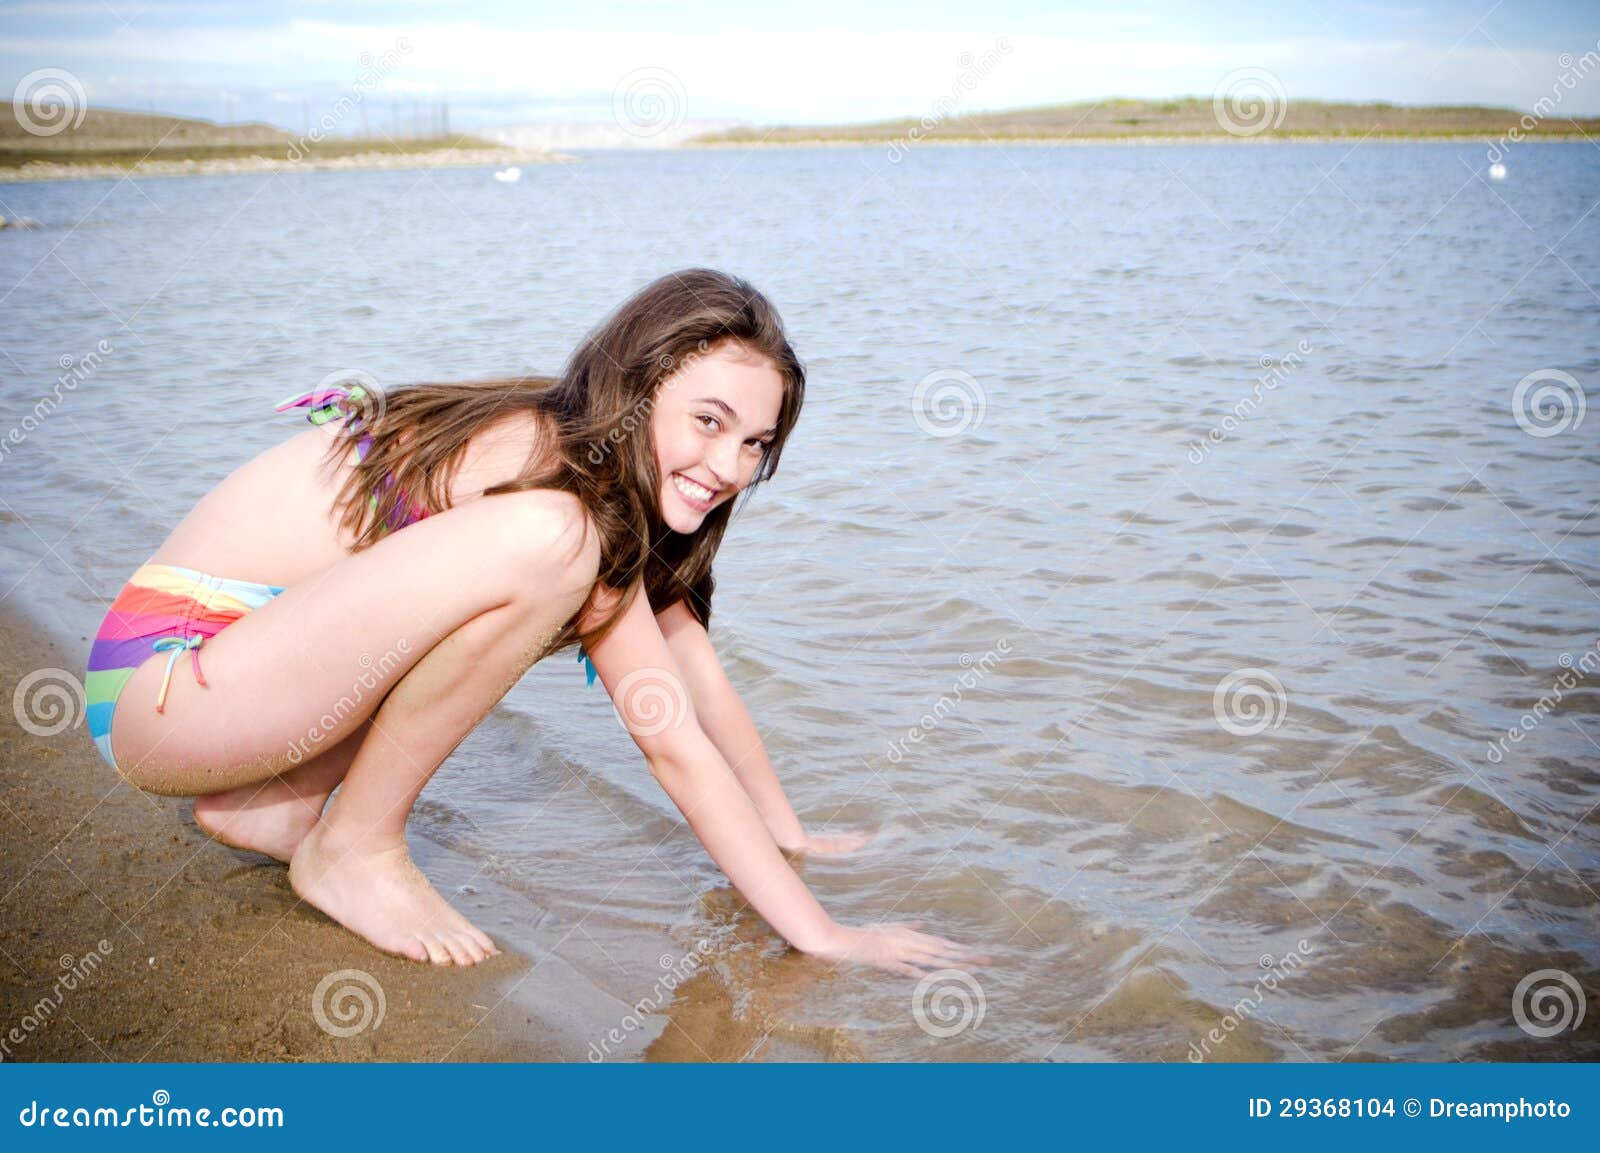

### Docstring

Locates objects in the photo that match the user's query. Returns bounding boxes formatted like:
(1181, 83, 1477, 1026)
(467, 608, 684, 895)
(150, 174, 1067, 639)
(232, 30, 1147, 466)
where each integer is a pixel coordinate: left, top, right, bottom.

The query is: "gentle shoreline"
(678, 131, 1595, 149)
(0, 596, 597, 1061)
(0, 147, 575, 185)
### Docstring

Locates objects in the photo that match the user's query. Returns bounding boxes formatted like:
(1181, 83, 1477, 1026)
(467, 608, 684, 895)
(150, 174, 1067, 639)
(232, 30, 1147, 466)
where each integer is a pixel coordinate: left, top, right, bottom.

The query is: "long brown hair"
(310, 267, 806, 660)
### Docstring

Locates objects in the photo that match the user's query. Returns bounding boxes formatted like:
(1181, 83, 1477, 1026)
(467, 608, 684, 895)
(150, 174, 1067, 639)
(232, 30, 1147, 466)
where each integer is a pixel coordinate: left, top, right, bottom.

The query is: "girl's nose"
(707, 440, 739, 487)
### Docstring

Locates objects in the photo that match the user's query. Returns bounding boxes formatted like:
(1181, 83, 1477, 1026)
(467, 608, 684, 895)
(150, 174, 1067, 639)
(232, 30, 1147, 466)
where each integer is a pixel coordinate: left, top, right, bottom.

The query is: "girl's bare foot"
(287, 819, 501, 965)
(194, 779, 329, 863)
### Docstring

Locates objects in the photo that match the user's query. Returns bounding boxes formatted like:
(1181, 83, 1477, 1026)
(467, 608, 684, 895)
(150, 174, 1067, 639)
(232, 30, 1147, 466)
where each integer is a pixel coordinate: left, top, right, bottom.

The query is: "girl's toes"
(419, 935, 453, 965)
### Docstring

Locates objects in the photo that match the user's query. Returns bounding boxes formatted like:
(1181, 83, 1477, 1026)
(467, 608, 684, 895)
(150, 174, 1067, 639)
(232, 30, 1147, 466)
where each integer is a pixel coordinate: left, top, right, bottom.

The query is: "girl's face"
(650, 341, 784, 533)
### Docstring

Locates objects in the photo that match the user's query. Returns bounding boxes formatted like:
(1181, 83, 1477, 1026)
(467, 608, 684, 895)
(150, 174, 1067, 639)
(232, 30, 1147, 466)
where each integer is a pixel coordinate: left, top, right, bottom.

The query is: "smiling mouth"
(672, 472, 718, 510)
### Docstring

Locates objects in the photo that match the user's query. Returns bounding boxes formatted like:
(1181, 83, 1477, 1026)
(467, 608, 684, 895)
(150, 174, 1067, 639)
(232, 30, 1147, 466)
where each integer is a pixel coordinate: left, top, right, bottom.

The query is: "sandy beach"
(0, 599, 566, 1062)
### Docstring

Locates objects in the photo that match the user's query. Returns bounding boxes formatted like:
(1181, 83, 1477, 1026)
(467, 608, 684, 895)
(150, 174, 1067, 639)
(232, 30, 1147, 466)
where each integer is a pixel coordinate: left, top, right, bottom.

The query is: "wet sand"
(0, 600, 568, 1062)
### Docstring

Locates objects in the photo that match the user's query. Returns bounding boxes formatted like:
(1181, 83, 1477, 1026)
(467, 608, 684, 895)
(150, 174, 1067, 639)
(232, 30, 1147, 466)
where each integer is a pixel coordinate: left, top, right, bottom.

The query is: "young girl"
(82, 268, 980, 977)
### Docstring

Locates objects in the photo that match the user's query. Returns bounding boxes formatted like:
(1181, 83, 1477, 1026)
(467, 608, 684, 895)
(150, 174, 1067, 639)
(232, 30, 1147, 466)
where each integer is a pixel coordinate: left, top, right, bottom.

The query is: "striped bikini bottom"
(84, 562, 286, 773)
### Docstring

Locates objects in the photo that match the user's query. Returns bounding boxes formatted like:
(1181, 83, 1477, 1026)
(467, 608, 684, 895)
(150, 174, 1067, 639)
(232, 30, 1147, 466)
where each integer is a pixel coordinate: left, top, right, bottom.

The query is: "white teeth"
(673, 474, 714, 504)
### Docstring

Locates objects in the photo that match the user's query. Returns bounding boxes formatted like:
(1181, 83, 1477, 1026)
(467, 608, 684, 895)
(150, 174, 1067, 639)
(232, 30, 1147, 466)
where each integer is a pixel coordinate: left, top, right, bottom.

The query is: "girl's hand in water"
(795, 828, 875, 857)
(809, 920, 989, 977)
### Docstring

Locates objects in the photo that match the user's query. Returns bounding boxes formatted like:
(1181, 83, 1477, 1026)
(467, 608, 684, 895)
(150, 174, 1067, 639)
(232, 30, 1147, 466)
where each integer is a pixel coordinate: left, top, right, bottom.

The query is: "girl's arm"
(652, 598, 822, 852)
(580, 582, 979, 977)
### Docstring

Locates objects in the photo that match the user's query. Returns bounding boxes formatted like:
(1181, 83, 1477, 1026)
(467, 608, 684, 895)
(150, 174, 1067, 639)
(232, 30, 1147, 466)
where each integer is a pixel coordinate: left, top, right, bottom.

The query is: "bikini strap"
(274, 383, 371, 428)
(577, 642, 598, 687)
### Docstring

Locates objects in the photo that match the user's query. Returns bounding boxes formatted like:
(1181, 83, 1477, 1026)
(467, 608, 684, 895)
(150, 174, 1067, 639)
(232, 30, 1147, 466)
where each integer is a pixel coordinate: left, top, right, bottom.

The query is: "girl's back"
(146, 407, 557, 588)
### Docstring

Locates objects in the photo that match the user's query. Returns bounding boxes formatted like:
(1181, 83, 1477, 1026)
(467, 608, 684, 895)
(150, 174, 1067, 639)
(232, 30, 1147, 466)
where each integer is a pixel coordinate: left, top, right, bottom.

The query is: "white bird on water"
(493, 166, 522, 184)
(1488, 162, 1507, 181)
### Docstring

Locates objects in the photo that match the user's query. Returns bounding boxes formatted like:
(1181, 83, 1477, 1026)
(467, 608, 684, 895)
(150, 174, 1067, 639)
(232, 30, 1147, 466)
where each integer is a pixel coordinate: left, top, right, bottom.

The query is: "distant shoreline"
(0, 146, 574, 184)
(678, 132, 1595, 149)
(1, 132, 1587, 184)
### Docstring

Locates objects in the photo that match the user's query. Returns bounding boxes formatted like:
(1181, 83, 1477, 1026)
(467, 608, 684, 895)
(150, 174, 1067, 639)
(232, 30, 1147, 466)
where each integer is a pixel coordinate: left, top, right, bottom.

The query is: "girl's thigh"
(110, 489, 595, 793)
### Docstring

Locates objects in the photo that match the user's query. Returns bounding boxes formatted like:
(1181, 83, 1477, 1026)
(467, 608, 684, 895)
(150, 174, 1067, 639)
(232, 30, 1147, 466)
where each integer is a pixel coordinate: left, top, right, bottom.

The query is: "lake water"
(1, 140, 1597, 1061)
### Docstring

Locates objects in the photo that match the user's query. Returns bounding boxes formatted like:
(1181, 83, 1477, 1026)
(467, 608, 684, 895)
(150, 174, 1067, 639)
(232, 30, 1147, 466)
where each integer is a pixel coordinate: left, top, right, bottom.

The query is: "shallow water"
(1, 141, 1597, 1061)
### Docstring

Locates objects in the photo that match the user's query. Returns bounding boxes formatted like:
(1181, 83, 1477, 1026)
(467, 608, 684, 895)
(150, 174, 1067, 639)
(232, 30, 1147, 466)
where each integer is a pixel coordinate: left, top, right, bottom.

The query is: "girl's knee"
(479, 490, 601, 596)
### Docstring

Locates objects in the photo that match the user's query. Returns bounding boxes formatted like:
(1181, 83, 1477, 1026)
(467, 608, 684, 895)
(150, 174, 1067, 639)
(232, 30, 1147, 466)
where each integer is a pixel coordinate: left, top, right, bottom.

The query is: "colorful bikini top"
(274, 382, 599, 688)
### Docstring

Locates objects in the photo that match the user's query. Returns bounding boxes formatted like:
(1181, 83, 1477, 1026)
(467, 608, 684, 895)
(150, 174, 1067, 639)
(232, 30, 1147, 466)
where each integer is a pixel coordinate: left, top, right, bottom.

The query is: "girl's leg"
(110, 489, 600, 965)
(290, 593, 573, 965)
(192, 720, 373, 863)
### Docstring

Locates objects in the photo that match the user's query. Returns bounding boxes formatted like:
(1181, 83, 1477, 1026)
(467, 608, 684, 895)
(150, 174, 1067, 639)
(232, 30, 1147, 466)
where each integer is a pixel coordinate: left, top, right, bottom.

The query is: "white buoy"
(493, 166, 522, 183)
(1488, 162, 1507, 181)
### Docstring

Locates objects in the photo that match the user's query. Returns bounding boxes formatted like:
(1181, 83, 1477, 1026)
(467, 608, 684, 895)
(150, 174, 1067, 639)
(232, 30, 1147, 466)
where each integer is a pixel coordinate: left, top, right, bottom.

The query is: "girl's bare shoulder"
(448, 409, 560, 505)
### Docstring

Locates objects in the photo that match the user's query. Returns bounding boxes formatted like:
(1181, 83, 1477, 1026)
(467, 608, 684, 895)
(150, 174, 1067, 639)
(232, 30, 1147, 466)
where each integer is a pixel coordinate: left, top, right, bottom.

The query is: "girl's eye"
(699, 413, 771, 451)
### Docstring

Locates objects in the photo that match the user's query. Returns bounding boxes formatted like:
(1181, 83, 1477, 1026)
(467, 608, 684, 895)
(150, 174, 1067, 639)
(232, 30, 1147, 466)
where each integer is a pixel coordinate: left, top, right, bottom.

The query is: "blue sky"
(4, 0, 1598, 130)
